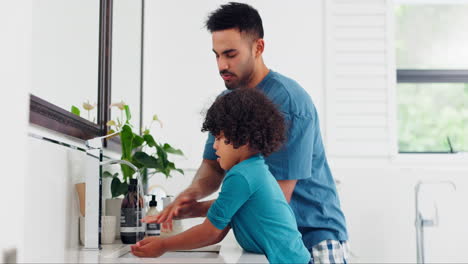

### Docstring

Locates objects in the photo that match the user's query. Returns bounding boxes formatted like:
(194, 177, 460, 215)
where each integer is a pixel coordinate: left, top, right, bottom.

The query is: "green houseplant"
(103, 102, 184, 197)
(72, 101, 183, 241)
(72, 101, 184, 197)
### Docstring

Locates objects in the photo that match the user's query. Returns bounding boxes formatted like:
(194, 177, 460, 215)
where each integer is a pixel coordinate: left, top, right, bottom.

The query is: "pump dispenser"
(145, 195, 160, 237)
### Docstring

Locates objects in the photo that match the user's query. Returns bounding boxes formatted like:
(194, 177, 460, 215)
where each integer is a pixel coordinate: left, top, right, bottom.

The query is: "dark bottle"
(120, 179, 145, 244)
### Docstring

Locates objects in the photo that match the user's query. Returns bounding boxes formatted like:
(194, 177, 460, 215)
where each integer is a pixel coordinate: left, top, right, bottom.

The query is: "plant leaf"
(124, 105, 131, 123)
(111, 177, 122, 198)
(133, 152, 160, 169)
(120, 125, 134, 160)
(120, 163, 134, 181)
(141, 168, 148, 185)
(143, 134, 158, 148)
(119, 181, 129, 196)
(165, 162, 184, 175)
(131, 155, 144, 169)
(155, 144, 169, 168)
(102, 171, 118, 178)
(163, 143, 184, 155)
(71, 105, 80, 116)
(132, 134, 145, 150)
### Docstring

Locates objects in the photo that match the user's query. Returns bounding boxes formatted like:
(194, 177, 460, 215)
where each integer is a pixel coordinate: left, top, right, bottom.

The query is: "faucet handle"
(421, 204, 439, 227)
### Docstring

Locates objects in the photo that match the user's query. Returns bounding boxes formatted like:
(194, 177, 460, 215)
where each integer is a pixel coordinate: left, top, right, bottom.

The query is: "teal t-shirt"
(207, 154, 310, 264)
(204, 70, 348, 249)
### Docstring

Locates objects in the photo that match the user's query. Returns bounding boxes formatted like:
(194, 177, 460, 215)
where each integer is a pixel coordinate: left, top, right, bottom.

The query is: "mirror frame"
(29, 0, 144, 144)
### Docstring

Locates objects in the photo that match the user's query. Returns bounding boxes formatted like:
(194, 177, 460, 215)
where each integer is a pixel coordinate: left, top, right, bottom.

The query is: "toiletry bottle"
(120, 179, 145, 244)
(145, 195, 160, 237)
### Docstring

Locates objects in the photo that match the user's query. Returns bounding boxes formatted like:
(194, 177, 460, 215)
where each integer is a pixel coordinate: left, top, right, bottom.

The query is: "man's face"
(212, 28, 256, 90)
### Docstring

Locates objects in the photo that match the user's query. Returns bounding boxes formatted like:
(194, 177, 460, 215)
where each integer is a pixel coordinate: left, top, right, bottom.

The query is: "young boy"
(131, 88, 311, 263)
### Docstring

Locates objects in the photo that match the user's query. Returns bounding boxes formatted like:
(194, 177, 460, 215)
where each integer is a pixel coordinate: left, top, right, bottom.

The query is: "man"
(140, 2, 349, 263)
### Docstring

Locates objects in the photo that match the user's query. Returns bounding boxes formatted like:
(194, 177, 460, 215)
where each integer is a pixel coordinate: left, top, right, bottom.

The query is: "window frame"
(385, 0, 468, 165)
(396, 70, 468, 154)
(394, 0, 468, 154)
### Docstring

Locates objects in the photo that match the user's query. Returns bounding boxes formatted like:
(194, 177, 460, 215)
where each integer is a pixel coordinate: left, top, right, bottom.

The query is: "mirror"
(31, 0, 100, 123)
(111, 0, 143, 132)
(29, 0, 144, 141)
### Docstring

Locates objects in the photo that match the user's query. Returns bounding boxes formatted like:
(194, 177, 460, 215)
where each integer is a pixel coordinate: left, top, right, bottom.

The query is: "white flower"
(110, 101, 126, 110)
(106, 120, 117, 127)
(83, 101, 96, 111)
(153, 114, 163, 128)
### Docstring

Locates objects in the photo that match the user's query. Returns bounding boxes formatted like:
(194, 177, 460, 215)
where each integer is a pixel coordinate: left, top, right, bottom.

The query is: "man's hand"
(142, 197, 215, 226)
(141, 193, 198, 226)
(141, 159, 224, 228)
(131, 236, 167, 258)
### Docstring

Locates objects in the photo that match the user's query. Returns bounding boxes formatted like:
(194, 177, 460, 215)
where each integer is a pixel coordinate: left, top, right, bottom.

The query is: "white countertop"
(63, 231, 268, 263)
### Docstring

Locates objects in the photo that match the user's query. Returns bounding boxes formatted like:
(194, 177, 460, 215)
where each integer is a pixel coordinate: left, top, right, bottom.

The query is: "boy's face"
(213, 132, 244, 171)
(211, 28, 256, 90)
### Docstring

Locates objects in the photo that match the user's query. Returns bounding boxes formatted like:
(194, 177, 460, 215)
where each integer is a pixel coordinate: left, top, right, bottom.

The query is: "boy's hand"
(130, 236, 166, 258)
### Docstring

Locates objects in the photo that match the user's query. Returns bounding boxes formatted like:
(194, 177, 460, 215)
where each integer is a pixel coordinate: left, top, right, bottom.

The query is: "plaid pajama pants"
(308, 240, 350, 264)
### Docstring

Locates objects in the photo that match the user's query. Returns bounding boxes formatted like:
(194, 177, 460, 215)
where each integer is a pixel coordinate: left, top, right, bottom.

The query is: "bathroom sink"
(107, 244, 221, 260)
(120, 251, 219, 259)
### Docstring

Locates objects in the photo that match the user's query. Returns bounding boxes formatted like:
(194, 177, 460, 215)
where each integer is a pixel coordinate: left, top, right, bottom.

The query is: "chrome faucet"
(83, 131, 144, 250)
(414, 181, 456, 264)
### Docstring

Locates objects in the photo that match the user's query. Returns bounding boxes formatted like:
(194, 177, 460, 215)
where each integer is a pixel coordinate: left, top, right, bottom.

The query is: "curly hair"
(201, 88, 286, 157)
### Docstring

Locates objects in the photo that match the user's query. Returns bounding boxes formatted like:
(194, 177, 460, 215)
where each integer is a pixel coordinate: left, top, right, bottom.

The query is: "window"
(395, 3, 468, 153)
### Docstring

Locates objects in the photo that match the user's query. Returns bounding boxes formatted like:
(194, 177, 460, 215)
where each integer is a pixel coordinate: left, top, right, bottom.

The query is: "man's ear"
(254, 38, 264, 57)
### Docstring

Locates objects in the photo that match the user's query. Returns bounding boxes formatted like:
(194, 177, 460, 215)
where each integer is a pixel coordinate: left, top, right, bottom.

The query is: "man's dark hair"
(205, 2, 264, 40)
(201, 88, 285, 157)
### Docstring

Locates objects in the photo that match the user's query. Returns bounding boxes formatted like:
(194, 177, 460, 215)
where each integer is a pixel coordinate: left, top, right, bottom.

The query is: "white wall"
(22, 132, 82, 262)
(335, 163, 468, 263)
(0, 0, 31, 262)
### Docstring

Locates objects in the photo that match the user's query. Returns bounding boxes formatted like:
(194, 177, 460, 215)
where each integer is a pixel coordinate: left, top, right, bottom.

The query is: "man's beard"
(223, 71, 251, 90)
(222, 55, 255, 90)
(225, 79, 245, 90)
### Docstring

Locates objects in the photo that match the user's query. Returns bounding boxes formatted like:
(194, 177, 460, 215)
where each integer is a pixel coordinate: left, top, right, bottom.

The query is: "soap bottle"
(120, 179, 145, 244)
(145, 195, 160, 237)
